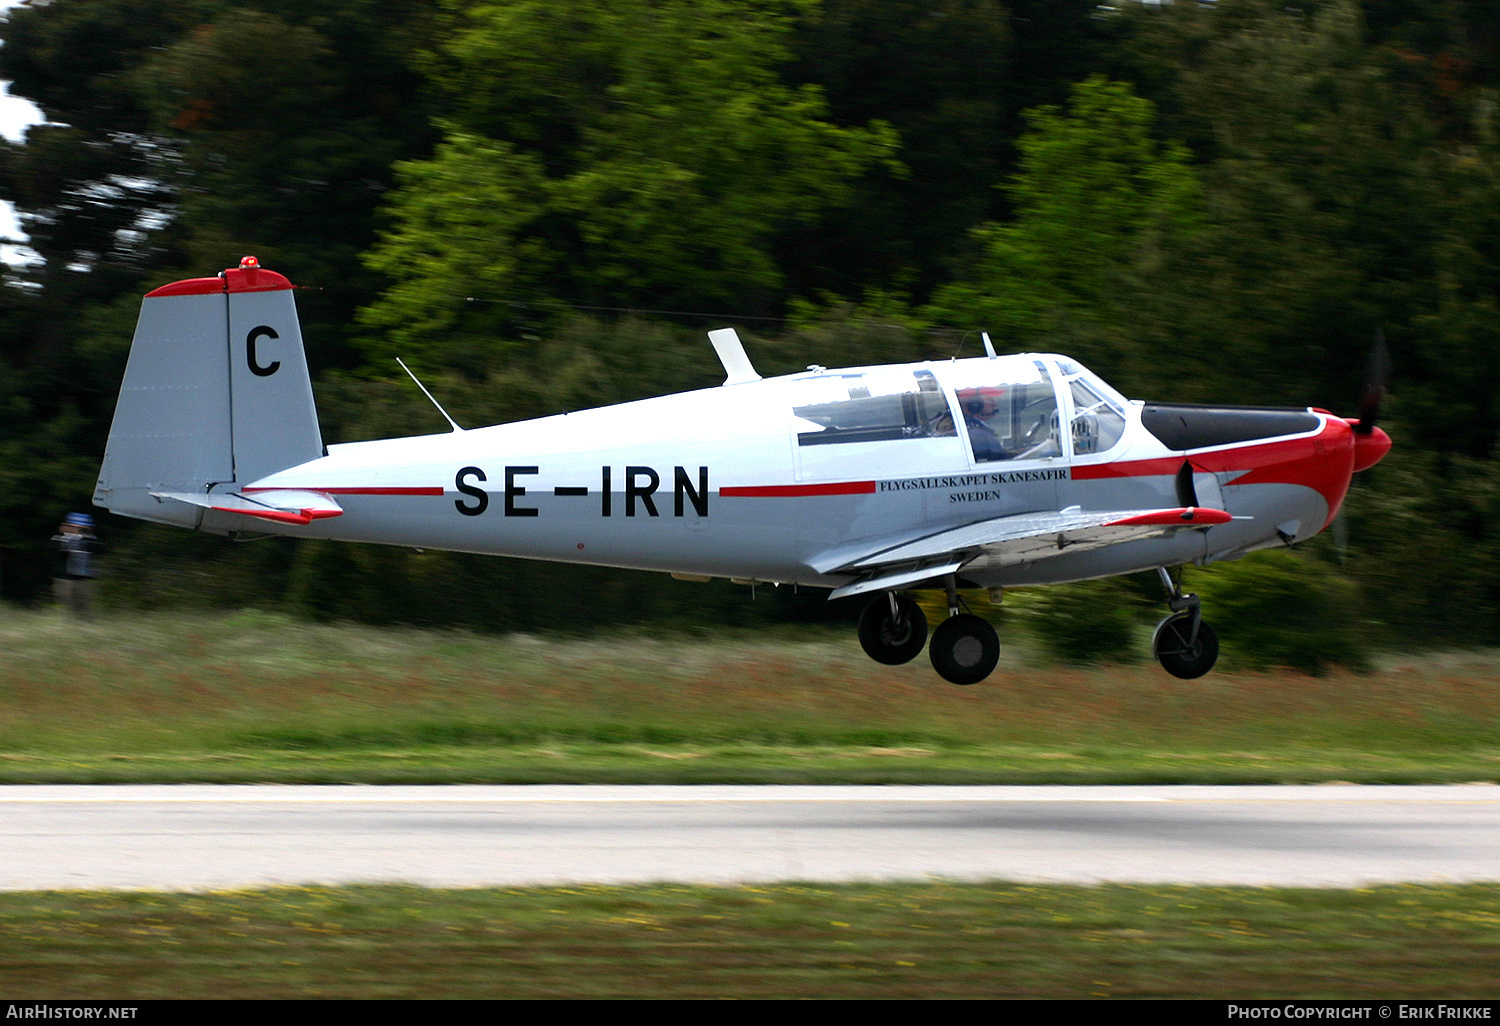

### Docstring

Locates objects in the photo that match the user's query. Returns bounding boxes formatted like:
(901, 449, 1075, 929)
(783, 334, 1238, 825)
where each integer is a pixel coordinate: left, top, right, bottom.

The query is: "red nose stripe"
(1073, 419, 1357, 528)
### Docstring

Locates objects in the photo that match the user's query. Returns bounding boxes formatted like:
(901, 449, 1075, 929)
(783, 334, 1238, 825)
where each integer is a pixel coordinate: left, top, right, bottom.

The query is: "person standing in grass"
(51, 512, 103, 617)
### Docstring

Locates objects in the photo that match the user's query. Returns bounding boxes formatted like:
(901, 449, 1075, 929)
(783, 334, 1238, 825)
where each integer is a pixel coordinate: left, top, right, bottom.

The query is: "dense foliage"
(1, 0, 1496, 650)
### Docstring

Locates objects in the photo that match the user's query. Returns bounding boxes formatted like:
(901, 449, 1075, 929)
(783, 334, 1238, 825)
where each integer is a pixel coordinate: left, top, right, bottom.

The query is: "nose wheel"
(1152, 611, 1219, 679)
(1152, 567, 1220, 679)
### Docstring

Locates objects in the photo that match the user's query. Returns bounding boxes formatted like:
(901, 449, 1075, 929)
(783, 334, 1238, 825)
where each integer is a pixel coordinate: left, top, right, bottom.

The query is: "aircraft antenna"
(396, 357, 465, 433)
(981, 332, 998, 359)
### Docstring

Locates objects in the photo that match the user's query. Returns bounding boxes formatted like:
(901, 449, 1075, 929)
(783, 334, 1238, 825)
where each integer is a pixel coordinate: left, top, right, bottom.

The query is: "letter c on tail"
(247, 326, 281, 377)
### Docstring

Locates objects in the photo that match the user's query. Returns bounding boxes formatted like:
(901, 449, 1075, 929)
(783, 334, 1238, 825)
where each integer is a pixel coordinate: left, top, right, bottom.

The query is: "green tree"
(780, 0, 1016, 300)
(0, 0, 211, 299)
(1111, 0, 1451, 410)
(926, 75, 1202, 391)
(0, 1, 440, 600)
(1189, 550, 1370, 674)
(359, 0, 898, 370)
(132, 2, 440, 368)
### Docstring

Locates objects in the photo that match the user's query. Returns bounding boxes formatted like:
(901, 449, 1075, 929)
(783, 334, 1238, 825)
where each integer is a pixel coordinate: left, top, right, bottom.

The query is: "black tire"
(1152, 612, 1220, 679)
(928, 614, 1000, 686)
(858, 593, 928, 665)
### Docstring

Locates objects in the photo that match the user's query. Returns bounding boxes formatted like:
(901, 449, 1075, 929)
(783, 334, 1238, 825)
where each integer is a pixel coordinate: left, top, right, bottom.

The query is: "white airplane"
(95, 258, 1392, 685)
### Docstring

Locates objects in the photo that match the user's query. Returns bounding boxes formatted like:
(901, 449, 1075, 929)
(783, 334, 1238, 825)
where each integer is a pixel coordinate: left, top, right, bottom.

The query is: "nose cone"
(1349, 424, 1392, 472)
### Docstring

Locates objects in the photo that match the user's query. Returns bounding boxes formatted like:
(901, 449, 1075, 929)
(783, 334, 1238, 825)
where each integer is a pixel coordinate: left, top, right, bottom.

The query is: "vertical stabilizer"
(95, 258, 324, 528)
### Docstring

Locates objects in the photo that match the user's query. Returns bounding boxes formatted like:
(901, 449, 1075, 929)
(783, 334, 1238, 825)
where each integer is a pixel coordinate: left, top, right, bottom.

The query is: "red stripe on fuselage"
(719, 481, 877, 498)
(241, 486, 445, 496)
(1072, 418, 1355, 527)
(1070, 457, 1184, 480)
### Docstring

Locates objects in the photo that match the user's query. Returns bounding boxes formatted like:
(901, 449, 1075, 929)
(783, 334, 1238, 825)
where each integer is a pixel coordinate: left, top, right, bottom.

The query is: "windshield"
(1054, 358, 1128, 455)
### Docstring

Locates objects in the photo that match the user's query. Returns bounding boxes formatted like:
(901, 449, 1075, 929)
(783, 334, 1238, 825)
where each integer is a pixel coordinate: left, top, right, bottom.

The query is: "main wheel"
(928, 614, 1000, 686)
(858, 593, 928, 665)
(1152, 612, 1220, 679)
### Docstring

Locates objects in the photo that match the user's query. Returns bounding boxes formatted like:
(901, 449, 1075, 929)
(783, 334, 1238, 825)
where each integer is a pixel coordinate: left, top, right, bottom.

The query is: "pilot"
(959, 387, 1006, 461)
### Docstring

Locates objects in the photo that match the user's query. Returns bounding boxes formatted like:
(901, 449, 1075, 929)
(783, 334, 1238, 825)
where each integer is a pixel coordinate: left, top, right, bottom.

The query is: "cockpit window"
(793, 369, 954, 446)
(1055, 358, 1127, 455)
(948, 358, 1061, 462)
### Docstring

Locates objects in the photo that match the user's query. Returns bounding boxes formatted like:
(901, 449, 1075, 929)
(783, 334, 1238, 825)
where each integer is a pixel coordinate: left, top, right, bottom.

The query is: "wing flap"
(827, 558, 969, 601)
(821, 506, 1233, 598)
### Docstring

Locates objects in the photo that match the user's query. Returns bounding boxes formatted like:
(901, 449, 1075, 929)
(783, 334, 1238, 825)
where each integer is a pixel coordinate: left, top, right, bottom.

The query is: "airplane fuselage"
(231, 355, 1370, 591)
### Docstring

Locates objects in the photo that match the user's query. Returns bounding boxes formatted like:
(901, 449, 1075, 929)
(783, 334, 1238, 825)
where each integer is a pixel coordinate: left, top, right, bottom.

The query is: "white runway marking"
(2, 785, 1497, 890)
(0, 784, 1168, 803)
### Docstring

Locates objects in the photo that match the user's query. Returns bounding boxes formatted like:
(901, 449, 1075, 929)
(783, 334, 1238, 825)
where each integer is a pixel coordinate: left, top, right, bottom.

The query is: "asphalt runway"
(2, 784, 1498, 891)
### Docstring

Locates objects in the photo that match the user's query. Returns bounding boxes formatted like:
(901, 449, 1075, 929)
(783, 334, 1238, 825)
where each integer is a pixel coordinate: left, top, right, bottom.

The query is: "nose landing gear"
(1152, 567, 1219, 679)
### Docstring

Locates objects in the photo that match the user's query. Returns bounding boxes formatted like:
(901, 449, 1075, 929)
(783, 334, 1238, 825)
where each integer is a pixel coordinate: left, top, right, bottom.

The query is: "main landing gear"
(857, 591, 927, 665)
(859, 577, 1000, 686)
(1152, 567, 1219, 679)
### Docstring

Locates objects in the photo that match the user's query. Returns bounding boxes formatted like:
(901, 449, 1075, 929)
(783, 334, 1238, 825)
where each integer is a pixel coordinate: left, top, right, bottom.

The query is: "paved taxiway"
(2, 784, 1498, 890)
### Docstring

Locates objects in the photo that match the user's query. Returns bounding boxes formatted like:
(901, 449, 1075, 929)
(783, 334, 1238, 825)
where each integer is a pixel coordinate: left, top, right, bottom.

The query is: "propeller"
(1354, 328, 1391, 436)
(1337, 329, 1396, 555)
(1347, 329, 1395, 474)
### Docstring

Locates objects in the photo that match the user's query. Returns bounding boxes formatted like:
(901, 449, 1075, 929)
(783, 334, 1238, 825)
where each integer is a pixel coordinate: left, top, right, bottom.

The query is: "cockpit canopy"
(788, 354, 1130, 465)
(945, 355, 1129, 461)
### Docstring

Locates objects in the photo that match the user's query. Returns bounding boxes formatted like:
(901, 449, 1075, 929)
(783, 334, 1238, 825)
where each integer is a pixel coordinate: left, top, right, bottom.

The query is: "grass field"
(3, 882, 1499, 998)
(4, 608, 1499, 998)
(1, 607, 1497, 784)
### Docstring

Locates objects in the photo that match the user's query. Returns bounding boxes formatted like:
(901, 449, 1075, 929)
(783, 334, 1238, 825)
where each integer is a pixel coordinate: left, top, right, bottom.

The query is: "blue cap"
(64, 513, 93, 527)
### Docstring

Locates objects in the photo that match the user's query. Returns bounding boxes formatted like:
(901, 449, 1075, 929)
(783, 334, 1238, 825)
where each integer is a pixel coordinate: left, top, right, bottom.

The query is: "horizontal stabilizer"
(152, 489, 343, 526)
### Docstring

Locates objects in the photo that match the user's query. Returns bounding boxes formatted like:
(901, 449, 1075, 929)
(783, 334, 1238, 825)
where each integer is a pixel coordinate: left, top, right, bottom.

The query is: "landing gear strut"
(858, 592, 927, 665)
(1152, 567, 1219, 679)
(927, 576, 999, 686)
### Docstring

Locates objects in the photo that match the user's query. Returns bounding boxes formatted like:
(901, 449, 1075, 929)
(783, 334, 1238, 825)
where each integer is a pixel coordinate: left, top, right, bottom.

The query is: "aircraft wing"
(819, 506, 1233, 600)
(151, 489, 343, 526)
